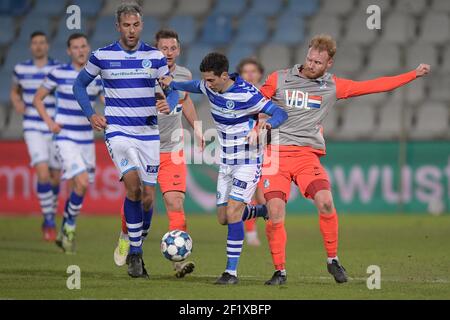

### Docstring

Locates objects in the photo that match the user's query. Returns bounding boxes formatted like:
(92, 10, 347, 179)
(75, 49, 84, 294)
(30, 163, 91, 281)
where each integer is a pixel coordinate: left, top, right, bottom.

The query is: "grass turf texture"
(0, 214, 449, 299)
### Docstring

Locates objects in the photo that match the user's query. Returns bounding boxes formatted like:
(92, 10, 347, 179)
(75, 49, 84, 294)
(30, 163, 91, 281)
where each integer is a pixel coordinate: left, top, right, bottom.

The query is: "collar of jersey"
(116, 40, 142, 54)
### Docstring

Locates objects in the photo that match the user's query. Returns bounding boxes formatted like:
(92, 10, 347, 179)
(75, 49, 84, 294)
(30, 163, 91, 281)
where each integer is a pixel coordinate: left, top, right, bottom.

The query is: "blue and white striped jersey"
(43, 64, 103, 144)
(199, 75, 274, 165)
(12, 58, 60, 134)
(83, 41, 170, 141)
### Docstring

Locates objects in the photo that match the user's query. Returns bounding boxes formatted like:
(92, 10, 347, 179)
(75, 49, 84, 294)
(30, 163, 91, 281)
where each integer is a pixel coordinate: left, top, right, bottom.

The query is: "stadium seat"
(428, 73, 450, 102)
(227, 45, 257, 73)
(90, 16, 118, 48)
(410, 102, 449, 140)
(200, 15, 232, 45)
(234, 14, 268, 45)
(52, 15, 90, 47)
(30, 0, 68, 17)
(1, 109, 23, 140)
(380, 11, 415, 44)
(331, 43, 364, 75)
(405, 42, 438, 70)
(365, 42, 401, 74)
(2, 41, 32, 75)
(48, 42, 70, 64)
(395, 0, 428, 15)
(259, 44, 291, 74)
(343, 10, 379, 45)
(246, 0, 282, 17)
(0, 17, 15, 45)
(356, 0, 392, 13)
(174, 0, 212, 17)
(334, 102, 378, 140)
(0, 76, 11, 104)
(431, 0, 450, 13)
(374, 99, 414, 140)
(441, 45, 450, 73)
(69, 0, 103, 17)
(100, 0, 122, 16)
(142, 17, 161, 42)
(167, 16, 197, 45)
(184, 44, 214, 77)
(308, 14, 342, 40)
(285, 0, 319, 17)
(418, 12, 450, 44)
(16, 15, 54, 43)
(142, 0, 175, 17)
(271, 12, 305, 45)
(390, 77, 427, 105)
(0, 0, 31, 16)
(211, 0, 247, 17)
(320, 0, 354, 16)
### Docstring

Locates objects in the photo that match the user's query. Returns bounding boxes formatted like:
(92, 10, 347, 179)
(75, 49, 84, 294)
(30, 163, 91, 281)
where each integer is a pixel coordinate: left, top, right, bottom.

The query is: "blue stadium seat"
(0, 76, 12, 104)
(0, 17, 15, 45)
(211, 0, 247, 17)
(285, 0, 319, 16)
(30, 0, 68, 17)
(200, 15, 232, 45)
(52, 15, 90, 47)
(0, 0, 31, 16)
(227, 44, 256, 73)
(271, 13, 305, 45)
(2, 41, 31, 75)
(142, 18, 161, 43)
(69, 0, 103, 17)
(247, 0, 282, 16)
(167, 15, 197, 45)
(90, 16, 118, 48)
(48, 43, 71, 64)
(184, 44, 213, 74)
(16, 15, 54, 43)
(234, 14, 268, 45)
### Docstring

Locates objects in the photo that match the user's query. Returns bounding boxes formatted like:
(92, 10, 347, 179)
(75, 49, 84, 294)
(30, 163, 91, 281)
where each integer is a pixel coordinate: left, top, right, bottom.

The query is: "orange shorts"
(158, 150, 187, 194)
(260, 145, 330, 201)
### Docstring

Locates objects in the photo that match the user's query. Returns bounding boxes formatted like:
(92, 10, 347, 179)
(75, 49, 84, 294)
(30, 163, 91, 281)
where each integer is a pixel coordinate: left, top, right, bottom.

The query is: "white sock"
(327, 256, 338, 264)
(225, 269, 237, 276)
(120, 231, 129, 241)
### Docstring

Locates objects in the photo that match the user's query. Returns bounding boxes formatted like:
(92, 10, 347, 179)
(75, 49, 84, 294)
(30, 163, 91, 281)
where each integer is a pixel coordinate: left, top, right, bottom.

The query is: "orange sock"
(120, 204, 127, 234)
(168, 211, 187, 231)
(319, 209, 338, 258)
(244, 218, 257, 232)
(265, 220, 287, 270)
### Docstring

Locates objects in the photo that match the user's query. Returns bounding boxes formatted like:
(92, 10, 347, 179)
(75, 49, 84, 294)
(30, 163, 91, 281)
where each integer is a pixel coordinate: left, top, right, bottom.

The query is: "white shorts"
(105, 136, 160, 186)
(24, 131, 61, 169)
(55, 140, 96, 183)
(216, 163, 262, 206)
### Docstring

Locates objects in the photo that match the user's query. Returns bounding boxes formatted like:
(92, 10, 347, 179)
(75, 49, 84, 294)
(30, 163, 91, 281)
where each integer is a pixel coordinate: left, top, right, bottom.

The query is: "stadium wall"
(0, 141, 449, 215)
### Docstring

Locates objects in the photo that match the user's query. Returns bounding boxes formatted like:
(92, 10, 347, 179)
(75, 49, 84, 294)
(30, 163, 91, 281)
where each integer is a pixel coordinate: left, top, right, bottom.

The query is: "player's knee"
(165, 193, 184, 212)
(74, 173, 89, 195)
(126, 185, 142, 201)
(142, 196, 153, 211)
(217, 215, 228, 225)
(316, 197, 334, 214)
(267, 198, 286, 223)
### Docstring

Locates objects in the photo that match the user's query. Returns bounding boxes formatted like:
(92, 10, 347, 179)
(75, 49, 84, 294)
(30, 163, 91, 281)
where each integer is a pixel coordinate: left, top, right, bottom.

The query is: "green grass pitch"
(0, 213, 449, 299)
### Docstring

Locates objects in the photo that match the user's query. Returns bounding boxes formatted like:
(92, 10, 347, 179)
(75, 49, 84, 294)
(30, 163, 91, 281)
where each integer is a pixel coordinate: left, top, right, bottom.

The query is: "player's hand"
(246, 128, 258, 145)
(158, 75, 173, 89)
(13, 100, 26, 114)
(416, 64, 431, 78)
(156, 98, 171, 114)
(258, 119, 272, 130)
(89, 114, 107, 131)
(48, 121, 62, 134)
(194, 128, 205, 151)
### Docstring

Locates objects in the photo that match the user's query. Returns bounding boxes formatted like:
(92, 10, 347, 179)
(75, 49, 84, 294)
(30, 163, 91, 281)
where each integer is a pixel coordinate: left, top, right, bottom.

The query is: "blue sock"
(52, 185, 60, 214)
(142, 206, 153, 240)
(242, 204, 267, 221)
(124, 197, 144, 254)
(225, 221, 244, 276)
(63, 191, 84, 226)
(37, 182, 55, 226)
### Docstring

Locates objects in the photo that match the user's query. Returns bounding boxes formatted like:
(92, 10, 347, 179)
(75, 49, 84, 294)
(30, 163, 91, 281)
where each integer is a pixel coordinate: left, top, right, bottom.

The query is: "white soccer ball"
(160, 230, 193, 262)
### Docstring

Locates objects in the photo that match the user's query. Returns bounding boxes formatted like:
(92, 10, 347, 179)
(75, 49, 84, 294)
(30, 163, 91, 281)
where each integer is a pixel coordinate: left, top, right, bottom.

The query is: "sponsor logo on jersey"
(285, 90, 322, 110)
(232, 178, 247, 190)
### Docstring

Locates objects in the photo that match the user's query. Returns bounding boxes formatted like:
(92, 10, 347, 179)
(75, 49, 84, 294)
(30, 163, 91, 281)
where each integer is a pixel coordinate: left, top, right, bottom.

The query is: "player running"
(159, 52, 288, 285)
(10, 31, 61, 241)
(33, 33, 104, 254)
(237, 57, 266, 247)
(73, 3, 176, 278)
(113, 29, 204, 278)
(259, 34, 431, 285)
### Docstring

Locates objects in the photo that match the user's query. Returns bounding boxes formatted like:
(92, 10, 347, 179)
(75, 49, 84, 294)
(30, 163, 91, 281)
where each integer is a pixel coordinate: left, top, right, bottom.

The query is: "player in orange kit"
(259, 34, 431, 285)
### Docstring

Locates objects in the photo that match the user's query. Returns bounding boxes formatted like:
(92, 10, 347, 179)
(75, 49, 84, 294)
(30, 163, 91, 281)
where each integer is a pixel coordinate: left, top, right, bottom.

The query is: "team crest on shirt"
(142, 59, 152, 68)
(216, 191, 221, 199)
(264, 179, 270, 189)
(225, 100, 235, 110)
(120, 158, 128, 167)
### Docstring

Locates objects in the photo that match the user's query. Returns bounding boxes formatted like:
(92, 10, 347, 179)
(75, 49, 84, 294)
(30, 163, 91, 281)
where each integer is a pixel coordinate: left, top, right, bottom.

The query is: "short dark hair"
(199, 52, 229, 76)
(155, 29, 180, 46)
(116, 1, 142, 23)
(67, 33, 88, 48)
(30, 31, 47, 41)
(236, 57, 264, 75)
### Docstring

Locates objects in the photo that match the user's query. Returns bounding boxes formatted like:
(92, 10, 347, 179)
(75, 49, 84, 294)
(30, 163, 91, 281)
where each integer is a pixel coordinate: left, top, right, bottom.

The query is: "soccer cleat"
(327, 259, 348, 283)
(42, 224, 57, 242)
(126, 253, 149, 278)
(113, 236, 130, 267)
(174, 260, 195, 278)
(214, 272, 239, 285)
(58, 223, 76, 254)
(264, 270, 287, 285)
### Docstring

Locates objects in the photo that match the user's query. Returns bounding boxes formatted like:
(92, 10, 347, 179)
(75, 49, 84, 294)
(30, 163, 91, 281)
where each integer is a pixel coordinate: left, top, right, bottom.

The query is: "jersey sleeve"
(334, 70, 417, 99)
(42, 69, 58, 91)
(260, 71, 278, 99)
(85, 51, 102, 78)
(94, 77, 104, 95)
(156, 54, 170, 78)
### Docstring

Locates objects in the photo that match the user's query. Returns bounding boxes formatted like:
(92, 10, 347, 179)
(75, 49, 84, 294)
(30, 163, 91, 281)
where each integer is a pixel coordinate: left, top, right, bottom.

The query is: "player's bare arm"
(182, 96, 205, 151)
(33, 86, 62, 134)
(89, 114, 107, 131)
(10, 83, 26, 114)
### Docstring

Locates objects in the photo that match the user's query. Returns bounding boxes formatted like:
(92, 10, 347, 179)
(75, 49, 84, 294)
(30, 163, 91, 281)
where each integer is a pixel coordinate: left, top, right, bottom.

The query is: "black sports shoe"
(214, 272, 238, 285)
(327, 259, 348, 283)
(126, 253, 148, 278)
(264, 270, 287, 285)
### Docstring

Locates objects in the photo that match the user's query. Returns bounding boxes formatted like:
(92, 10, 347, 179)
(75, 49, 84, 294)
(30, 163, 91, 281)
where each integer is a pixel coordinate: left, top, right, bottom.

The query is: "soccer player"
(259, 34, 431, 285)
(159, 52, 288, 285)
(10, 31, 61, 241)
(237, 57, 266, 246)
(72, 3, 176, 278)
(113, 29, 204, 278)
(33, 33, 103, 254)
